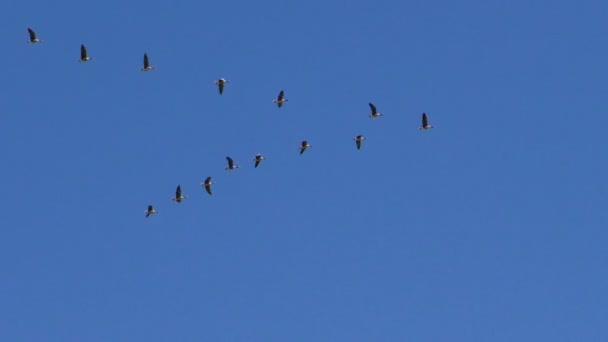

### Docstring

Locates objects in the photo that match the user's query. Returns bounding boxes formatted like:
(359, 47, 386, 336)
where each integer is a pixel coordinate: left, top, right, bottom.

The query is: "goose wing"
(422, 112, 428, 127)
(226, 156, 234, 169)
(277, 90, 284, 101)
(369, 103, 377, 115)
(218, 82, 224, 94)
(80, 44, 88, 59)
(175, 185, 182, 198)
(28, 28, 36, 41)
(143, 53, 149, 68)
(204, 177, 212, 195)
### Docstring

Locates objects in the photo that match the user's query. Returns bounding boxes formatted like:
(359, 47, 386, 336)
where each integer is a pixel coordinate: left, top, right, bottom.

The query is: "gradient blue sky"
(2, 0, 607, 340)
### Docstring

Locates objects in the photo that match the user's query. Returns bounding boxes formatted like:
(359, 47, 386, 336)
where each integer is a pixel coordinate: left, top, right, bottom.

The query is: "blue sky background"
(1, 0, 607, 340)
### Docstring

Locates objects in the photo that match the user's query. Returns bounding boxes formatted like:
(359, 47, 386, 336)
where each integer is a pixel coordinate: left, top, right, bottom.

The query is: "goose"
(300, 140, 311, 155)
(172, 185, 188, 203)
(27, 28, 43, 43)
(253, 154, 266, 168)
(225, 156, 239, 171)
(145, 205, 157, 218)
(354, 135, 367, 150)
(201, 176, 214, 195)
(141, 53, 155, 71)
(419, 112, 433, 130)
(273, 90, 288, 108)
(368, 102, 382, 118)
(214, 78, 229, 94)
(78, 44, 93, 62)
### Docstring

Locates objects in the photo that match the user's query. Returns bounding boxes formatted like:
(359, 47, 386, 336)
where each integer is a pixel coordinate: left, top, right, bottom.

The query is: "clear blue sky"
(2, 0, 607, 340)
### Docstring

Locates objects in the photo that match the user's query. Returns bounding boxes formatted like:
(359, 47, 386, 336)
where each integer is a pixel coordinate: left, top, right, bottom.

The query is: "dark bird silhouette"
(27, 28, 43, 43)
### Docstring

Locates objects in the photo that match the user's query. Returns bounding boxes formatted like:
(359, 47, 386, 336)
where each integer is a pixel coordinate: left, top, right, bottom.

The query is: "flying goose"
(201, 176, 214, 195)
(300, 140, 311, 155)
(368, 103, 382, 118)
(253, 154, 266, 168)
(214, 78, 229, 94)
(141, 53, 155, 71)
(225, 156, 239, 171)
(419, 112, 433, 130)
(354, 135, 367, 150)
(172, 185, 188, 203)
(145, 205, 157, 218)
(273, 90, 288, 108)
(27, 28, 43, 43)
(78, 44, 93, 62)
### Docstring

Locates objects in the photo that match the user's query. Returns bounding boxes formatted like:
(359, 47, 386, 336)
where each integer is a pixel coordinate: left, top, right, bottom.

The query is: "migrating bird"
(141, 53, 155, 71)
(214, 78, 229, 94)
(145, 205, 158, 218)
(300, 140, 311, 155)
(78, 44, 93, 62)
(368, 102, 382, 118)
(225, 156, 239, 171)
(273, 90, 288, 108)
(172, 185, 188, 203)
(27, 28, 43, 43)
(253, 154, 266, 168)
(201, 176, 214, 195)
(354, 135, 367, 150)
(419, 112, 433, 130)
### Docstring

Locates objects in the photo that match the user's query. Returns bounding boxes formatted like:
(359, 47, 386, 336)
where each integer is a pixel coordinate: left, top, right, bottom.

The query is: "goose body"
(141, 53, 155, 71)
(225, 156, 240, 170)
(419, 112, 433, 130)
(27, 28, 43, 43)
(354, 135, 367, 150)
(202, 176, 214, 195)
(273, 90, 288, 108)
(78, 44, 93, 62)
(172, 185, 188, 202)
(145, 205, 157, 218)
(300, 140, 311, 155)
(368, 103, 382, 118)
(253, 154, 266, 168)
(214, 78, 229, 94)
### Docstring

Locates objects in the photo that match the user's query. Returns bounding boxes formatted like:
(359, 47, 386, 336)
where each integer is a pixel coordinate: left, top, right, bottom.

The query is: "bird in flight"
(145, 205, 157, 218)
(300, 140, 311, 155)
(172, 185, 188, 203)
(273, 90, 288, 108)
(27, 28, 43, 43)
(418, 112, 433, 130)
(353, 135, 367, 150)
(368, 103, 382, 118)
(201, 176, 214, 195)
(141, 53, 155, 71)
(225, 156, 240, 171)
(253, 154, 266, 168)
(78, 44, 93, 62)
(214, 78, 229, 94)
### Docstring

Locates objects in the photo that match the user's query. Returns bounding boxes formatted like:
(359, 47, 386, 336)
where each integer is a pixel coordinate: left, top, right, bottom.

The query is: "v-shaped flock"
(24, 27, 435, 218)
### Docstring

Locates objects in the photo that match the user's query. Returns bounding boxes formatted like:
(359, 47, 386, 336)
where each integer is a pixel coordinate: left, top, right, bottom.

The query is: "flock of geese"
(26, 27, 435, 219)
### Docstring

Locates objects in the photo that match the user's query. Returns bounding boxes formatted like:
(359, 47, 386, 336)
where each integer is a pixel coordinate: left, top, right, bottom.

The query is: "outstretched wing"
(218, 82, 224, 94)
(356, 139, 361, 150)
(143, 53, 149, 68)
(28, 28, 36, 41)
(176, 185, 182, 198)
(226, 156, 234, 168)
(369, 103, 377, 115)
(80, 44, 87, 59)
(422, 112, 428, 127)
(255, 159, 260, 168)
(204, 177, 212, 195)
(277, 90, 284, 101)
